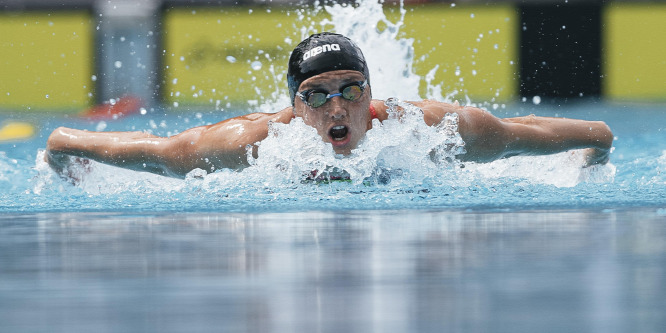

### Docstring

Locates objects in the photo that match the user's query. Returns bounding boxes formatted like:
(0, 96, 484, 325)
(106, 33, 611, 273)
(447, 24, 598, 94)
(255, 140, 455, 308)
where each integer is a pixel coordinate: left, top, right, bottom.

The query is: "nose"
(326, 95, 347, 119)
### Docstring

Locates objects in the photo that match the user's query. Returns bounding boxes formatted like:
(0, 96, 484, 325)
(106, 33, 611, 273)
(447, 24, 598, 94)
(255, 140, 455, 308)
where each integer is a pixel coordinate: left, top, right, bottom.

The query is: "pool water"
(1, 209, 665, 332)
(1, 101, 665, 212)
(2, 0, 666, 330)
(2, 101, 666, 331)
(1, 0, 665, 213)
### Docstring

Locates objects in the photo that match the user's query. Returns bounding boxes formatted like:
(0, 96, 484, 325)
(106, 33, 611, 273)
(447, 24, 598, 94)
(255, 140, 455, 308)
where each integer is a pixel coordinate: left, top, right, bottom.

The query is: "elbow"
(594, 121, 614, 150)
(152, 140, 193, 178)
(46, 127, 69, 152)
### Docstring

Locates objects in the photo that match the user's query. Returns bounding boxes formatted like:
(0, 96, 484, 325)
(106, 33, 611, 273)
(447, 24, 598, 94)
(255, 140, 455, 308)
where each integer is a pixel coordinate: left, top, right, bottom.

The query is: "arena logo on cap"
(303, 44, 341, 61)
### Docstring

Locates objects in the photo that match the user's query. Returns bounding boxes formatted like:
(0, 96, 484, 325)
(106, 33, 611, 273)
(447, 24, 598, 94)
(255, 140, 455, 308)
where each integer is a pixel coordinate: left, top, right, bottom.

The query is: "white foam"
(243, 99, 465, 186)
(466, 150, 616, 188)
(32, 0, 616, 194)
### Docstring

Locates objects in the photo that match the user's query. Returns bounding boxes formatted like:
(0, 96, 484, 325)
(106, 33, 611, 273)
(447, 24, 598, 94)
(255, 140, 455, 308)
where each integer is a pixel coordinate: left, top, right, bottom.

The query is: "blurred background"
(0, 0, 664, 115)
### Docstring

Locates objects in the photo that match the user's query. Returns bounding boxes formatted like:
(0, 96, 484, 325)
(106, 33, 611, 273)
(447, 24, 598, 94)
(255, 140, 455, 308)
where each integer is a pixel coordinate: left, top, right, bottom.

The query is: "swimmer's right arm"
(46, 127, 181, 177)
(46, 108, 294, 179)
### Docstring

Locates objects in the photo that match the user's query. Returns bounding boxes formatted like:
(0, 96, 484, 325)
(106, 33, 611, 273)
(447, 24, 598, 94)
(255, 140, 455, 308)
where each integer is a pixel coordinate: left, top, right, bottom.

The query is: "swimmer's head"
(287, 32, 370, 105)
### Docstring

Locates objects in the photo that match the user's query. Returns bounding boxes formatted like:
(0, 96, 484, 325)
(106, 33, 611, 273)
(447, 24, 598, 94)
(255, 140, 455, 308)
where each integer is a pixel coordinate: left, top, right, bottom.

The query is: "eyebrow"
(300, 82, 327, 90)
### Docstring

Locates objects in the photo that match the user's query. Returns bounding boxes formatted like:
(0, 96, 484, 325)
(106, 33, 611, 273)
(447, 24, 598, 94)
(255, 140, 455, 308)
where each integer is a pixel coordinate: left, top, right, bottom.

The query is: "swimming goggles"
(296, 80, 367, 108)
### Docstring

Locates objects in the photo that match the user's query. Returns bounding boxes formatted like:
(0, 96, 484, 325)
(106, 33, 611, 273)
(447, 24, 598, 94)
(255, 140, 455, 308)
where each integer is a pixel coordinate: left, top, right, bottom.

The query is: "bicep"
(454, 107, 515, 161)
(416, 102, 511, 161)
(166, 116, 273, 173)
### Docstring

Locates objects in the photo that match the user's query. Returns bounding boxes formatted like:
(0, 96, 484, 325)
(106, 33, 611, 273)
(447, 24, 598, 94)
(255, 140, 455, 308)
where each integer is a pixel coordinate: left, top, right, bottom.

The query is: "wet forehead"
(299, 70, 365, 90)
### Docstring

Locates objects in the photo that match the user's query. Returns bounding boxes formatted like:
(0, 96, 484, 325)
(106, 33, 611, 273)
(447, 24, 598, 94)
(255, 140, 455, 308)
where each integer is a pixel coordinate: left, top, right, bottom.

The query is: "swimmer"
(46, 32, 613, 180)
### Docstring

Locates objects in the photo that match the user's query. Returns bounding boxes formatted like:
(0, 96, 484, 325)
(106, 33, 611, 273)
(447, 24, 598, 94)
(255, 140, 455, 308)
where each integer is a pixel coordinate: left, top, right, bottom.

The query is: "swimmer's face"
(293, 70, 372, 155)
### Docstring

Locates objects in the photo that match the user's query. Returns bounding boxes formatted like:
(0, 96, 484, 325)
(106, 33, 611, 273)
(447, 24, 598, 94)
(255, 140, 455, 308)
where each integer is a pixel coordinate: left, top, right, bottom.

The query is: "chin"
(329, 137, 354, 155)
(332, 139, 357, 155)
(333, 148, 352, 155)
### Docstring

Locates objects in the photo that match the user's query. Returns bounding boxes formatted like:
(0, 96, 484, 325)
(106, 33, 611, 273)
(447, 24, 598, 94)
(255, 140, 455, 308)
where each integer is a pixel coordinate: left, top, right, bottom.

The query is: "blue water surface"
(1, 209, 665, 333)
(1, 101, 665, 213)
(2, 102, 666, 333)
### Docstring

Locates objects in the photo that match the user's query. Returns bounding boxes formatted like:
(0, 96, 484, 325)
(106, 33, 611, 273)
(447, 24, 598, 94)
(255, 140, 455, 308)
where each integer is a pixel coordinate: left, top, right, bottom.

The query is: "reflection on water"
(1, 209, 665, 332)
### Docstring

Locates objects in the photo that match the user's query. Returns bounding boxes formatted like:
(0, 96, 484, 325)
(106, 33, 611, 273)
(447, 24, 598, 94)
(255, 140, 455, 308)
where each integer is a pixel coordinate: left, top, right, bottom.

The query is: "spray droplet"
(114, 61, 122, 68)
(96, 121, 107, 131)
(251, 61, 262, 70)
(532, 96, 541, 105)
(226, 56, 237, 63)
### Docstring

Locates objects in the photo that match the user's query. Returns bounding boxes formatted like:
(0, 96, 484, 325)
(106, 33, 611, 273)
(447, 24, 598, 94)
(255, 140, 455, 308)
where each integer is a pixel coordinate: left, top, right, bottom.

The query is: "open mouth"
(329, 125, 349, 142)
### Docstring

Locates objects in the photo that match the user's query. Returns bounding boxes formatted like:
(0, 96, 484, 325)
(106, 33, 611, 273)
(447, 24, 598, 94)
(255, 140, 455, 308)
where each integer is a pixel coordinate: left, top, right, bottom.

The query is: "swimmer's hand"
(45, 151, 91, 185)
(582, 147, 611, 168)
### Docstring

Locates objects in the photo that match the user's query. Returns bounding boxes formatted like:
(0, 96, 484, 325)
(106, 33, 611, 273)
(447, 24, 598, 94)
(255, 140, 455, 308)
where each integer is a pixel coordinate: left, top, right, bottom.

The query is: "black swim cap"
(287, 32, 370, 105)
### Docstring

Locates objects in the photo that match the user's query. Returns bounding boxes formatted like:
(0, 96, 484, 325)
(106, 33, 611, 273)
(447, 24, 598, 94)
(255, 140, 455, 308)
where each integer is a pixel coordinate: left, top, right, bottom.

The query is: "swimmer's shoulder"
(221, 107, 295, 125)
(246, 107, 294, 124)
(200, 107, 295, 147)
(371, 98, 473, 126)
(370, 99, 459, 121)
(202, 108, 294, 140)
(371, 99, 388, 121)
(274, 107, 295, 123)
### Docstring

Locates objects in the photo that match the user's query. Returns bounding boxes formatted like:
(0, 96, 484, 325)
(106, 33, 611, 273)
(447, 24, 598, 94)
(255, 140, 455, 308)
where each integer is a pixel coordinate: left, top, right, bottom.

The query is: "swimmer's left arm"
(458, 108, 613, 166)
(498, 115, 613, 166)
(409, 101, 613, 166)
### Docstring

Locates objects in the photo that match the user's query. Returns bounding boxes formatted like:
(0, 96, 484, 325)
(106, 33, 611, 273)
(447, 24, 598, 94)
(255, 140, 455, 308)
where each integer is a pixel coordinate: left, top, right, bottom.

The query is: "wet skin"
(292, 70, 373, 155)
(46, 70, 613, 180)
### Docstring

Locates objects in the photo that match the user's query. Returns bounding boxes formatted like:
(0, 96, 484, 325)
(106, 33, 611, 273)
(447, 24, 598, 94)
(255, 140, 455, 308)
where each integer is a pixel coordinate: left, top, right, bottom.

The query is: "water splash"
(26, 0, 616, 200)
(245, 99, 465, 186)
(0, 152, 27, 191)
(256, 0, 431, 113)
(466, 150, 616, 188)
(320, 0, 422, 100)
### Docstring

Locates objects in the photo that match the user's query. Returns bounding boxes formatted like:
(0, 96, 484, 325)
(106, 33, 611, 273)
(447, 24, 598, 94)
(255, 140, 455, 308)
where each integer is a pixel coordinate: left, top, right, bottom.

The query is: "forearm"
(502, 116, 613, 156)
(47, 127, 169, 175)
